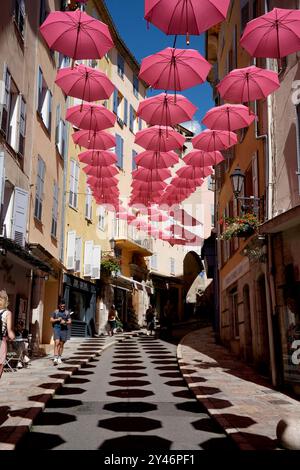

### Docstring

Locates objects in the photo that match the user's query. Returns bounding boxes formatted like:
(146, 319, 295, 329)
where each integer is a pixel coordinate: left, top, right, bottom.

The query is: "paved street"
(16, 335, 235, 450)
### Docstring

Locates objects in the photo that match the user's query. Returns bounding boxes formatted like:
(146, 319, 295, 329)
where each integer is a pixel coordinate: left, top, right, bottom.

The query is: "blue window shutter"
(120, 137, 124, 169)
(116, 134, 121, 168)
(129, 105, 134, 132)
(113, 88, 118, 114)
(124, 98, 128, 125)
(132, 150, 137, 171)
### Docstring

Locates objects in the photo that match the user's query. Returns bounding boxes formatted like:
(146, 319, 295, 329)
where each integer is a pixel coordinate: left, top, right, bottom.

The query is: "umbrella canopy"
(78, 150, 117, 166)
(132, 167, 171, 182)
(40, 10, 114, 60)
(72, 129, 115, 150)
(240, 8, 300, 59)
(192, 129, 237, 151)
(137, 93, 197, 127)
(183, 150, 224, 167)
(217, 66, 280, 104)
(202, 104, 256, 132)
(145, 0, 230, 43)
(87, 176, 118, 188)
(131, 181, 167, 192)
(135, 126, 185, 151)
(135, 150, 179, 169)
(177, 165, 213, 179)
(55, 65, 114, 102)
(149, 212, 169, 222)
(170, 177, 203, 189)
(66, 104, 116, 131)
(83, 165, 119, 178)
(139, 47, 211, 92)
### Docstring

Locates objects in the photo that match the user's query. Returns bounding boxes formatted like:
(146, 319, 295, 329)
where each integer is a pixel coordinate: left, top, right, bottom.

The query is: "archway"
(183, 251, 204, 319)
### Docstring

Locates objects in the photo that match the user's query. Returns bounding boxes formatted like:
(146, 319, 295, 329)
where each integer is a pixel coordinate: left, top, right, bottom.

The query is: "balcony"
(113, 219, 153, 256)
(129, 263, 149, 282)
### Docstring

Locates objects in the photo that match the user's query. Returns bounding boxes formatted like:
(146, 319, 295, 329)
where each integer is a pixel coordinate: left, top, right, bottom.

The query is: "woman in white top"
(0, 290, 15, 378)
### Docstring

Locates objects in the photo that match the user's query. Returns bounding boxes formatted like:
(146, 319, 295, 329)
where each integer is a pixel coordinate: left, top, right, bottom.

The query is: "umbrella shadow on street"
(103, 402, 157, 414)
(99, 434, 172, 450)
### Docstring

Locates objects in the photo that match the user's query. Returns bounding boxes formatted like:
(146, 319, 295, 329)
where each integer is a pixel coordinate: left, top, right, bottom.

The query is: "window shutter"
(18, 95, 26, 157)
(48, 91, 52, 133)
(91, 245, 101, 279)
(55, 104, 61, 147)
(116, 134, 122, 168)
(69, 160, 75, 206)
(85, 186, 92, 220)
(138, 117, 142, 131)
(120, 137, 124, 169)
(66, 230, 76, 270)
(113, 88, 118, 114)
(74, 162, 80, 208)
(132, 150, 137, 171)
(129, 105, 134, 132)
(84, 240, 93, 277)
(1, 65, 11, 136)
(51, 181, 59, 238)
(0, 151, 5, 205)
(37, 67, 43, 113)
(124, 98, 128, 125)
(75, 236, 82, 272)
(12, 187, 28, 247)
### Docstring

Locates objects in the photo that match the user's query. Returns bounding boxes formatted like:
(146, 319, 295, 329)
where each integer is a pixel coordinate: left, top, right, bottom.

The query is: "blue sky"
(104, 0, 214, 124)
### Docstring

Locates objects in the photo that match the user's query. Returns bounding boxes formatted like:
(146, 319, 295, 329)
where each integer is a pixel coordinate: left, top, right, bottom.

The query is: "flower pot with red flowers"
(219, 213, 259, 240)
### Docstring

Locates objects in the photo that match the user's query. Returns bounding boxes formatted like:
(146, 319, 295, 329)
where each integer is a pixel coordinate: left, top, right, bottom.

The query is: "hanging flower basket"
(219, 214, 259, 240)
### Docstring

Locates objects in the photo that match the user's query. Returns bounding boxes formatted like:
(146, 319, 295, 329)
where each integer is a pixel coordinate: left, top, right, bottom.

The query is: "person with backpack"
(0, 290, 15, 378)
(50, 299, 71, 365)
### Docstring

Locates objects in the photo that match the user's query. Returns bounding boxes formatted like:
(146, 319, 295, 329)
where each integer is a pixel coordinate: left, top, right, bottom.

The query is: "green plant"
(219, 213, 259, 240)
(101, 256, 120, 275)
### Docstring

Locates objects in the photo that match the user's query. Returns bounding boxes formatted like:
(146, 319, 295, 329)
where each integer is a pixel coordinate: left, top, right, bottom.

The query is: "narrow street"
(16, 334, 235, 450)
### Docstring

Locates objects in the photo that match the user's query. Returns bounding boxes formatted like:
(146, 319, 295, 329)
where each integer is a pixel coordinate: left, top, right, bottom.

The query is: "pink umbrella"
(240, 8, 300, 59)
(87, 176, 118, 188)
(40, 10, 114, 60)
(145, 0, 231, 44)
(72, 129, 115, 150)
(183, 150, 224, 167)
(171, 177, 204, 189)
(149, 212, 169, 222)
(131, 181, 167, 192)
(217, 66, 280, 104)
(139, 47, 211, 92)
(135, 150, 179, 169)
(116, 212, 136, 222)
(55, 65, 114, 102)
(132, 168, 171, 182)
(78, 150, 117, 166)
(92, 186, 119, 196)
(202, 104, 256, 132)
(171, 208, 202, 226)
(83, 165, 119, 178)
(192, 129, 237, 151)
(135, 126, 185, 151)
(129, 218, 150, 231)
(66, 104, 116, 131)
(177, 165, 213, 179)
(137, 93, 197, 127)
(164, 237, 187, 246)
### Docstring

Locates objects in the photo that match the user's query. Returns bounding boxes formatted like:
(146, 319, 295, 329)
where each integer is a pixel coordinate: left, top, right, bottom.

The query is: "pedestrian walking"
(50, 299, 72, 365)
(145, 305, 155, 336)
(0, 290, 15, 378)
(107, 305, 118, 336)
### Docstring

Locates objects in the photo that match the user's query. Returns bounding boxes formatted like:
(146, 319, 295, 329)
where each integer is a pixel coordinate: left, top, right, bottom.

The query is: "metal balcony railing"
(113, 219, 153, 254)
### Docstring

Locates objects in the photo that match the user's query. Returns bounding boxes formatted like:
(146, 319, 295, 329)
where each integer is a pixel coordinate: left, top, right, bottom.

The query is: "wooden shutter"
(66, 230, 76, 270)
(75, 236, 82, 272)
(124, 98, 128, 125)
(69, 160, 75, 206)
(91, 245, 101, 279)
(84, 240, 93, 277)
(0, 151, 5, 206)
(138, 117, 142, 131)
(1, 65, 11, 136)
(12, 187, 28, 247)
(18, 95, 26, 157)
(132, 150, 137, 171)
(37, 67, 43, 113)
(113, 88, 118, 114)
(129, 105, 134, 132)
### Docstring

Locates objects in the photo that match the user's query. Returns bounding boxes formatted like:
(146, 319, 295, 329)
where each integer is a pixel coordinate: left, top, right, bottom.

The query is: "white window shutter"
(12, 187, 28, 247)
(66, 230, 76, 270)
(0, 151, 5, 205)
(75, 237, 82, 272)
(84, 240, 93, 277)
(91, 245, 101, 279)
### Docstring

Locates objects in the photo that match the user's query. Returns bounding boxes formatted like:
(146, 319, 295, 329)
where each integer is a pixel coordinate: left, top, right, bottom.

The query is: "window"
(117, 54, 125, 79)
(211, 204, 215, 227)
(34, 157, 46, 221)
(132, 150, 138, 171)
(85, 186, 92, 220)
(241, 0, 249, 34)
(37, 67, 52, 133)
(51, 181, 59, 238)
(40, 0, 48, 25)
(98, 206, 105, 230)
(116, 134, 124, 169)
(75, 237, 82, 272)
(58, 53, 71, 69)
(207, 175, 215, 191)
(129, 105, 138, 133)
(138, 117, 142, 131)
(69, 159, 79, 209)
(55, 104, 66, 157)
(170, 257, 175, 275)
(133, 75, 139, 99)
(18, 96, 26, 157)
(14, 0, 25, 38)
(124, 98, 128, 126)
(151, 254, 158, 270)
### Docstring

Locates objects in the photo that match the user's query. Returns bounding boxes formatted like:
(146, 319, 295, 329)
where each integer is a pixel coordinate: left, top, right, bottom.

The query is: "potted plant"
(219, 213, 259, 240)
(100, 255, 120, 277)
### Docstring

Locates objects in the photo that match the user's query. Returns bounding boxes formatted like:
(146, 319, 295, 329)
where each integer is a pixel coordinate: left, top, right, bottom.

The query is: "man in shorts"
(50, 300, 72, 365)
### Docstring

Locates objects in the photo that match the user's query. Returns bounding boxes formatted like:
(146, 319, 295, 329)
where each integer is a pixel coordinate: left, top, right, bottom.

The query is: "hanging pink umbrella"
(129, 218, 150, 231)
(171, 176, 204, 189)
(240, 8, 300, 59)
(83, 165, 119, 178)
(139, 47, 211, 92)
(55, 65, 114, 102)
(132, 167, 171, 182)
(192, 129, 237, 151)
(137, 93, 197, 126)
(135, 126, 185, 151)
(217, 66, 280, 104)
(135, 150, 179, 169)
(183, 150, 224, 167)
(202, 104, 256, 132)
(131, 181, 167, 192)
(87, 176, 118, 188)
(40, 10, 114, 60)
(145, 0, 231, 44)
(66, 104, 116, 131)
(72, 129, 115, 150)
(177, 165, 213, 179)
(149, 212, 169, 222)
(78, 150, 117, 166)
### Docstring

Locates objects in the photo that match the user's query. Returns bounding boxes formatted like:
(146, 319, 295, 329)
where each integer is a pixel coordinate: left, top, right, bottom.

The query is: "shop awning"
(0, 236, 52, 273)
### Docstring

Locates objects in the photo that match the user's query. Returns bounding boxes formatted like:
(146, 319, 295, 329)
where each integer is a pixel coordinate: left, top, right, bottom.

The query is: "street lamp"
(109, 238, 116, 252)
(230, 166, 245, 199)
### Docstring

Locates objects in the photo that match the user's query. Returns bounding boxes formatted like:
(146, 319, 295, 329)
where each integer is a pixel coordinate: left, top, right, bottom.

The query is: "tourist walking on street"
(107, 305, 118, 336)
(0, 290, 15, 378)
(145, 305, 155, 336)
(50, 299, 71, 365)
